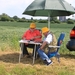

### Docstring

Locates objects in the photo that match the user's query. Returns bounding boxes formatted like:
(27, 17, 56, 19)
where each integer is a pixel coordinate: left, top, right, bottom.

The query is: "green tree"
(13, 16, 19, 21)
(67, 19, 74, 24)
(22, 17, 26, 20)
(0, 13, 10, 21)
(50, 17, 57, 21)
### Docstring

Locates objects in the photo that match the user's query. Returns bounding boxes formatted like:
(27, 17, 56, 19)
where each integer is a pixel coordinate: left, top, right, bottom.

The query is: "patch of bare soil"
(0, 51, 75, 71)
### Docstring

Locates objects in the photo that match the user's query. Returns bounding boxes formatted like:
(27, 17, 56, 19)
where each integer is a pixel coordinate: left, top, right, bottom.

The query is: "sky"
(0, 0, 75, 19)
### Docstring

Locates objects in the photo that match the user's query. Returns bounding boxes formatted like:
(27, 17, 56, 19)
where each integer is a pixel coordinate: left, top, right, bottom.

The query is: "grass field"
(0, 21, 75, 75)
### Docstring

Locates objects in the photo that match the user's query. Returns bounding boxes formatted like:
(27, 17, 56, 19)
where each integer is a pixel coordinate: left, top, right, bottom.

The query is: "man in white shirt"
(38, 27, 57, 65)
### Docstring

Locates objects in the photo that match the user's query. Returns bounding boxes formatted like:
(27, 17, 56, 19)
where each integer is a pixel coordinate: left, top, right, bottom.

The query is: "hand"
(39, 47, 43, 50)
(30, 37, 34, 41)
(34, 40, 42, 43)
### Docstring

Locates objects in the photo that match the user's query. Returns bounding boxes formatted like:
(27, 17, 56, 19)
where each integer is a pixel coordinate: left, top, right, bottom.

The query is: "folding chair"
(48, 32, 65, 62)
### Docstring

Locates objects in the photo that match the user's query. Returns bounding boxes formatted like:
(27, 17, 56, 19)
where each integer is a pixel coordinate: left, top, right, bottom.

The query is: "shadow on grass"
(0, 52, 43, 65)
(1, 52, 75, 65)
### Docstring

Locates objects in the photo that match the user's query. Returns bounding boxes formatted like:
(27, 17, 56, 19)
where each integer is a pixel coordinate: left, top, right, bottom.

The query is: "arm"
(31, 29, 42, 42)
(40, 34, 53, 50)
(33, 35, 42, 39)
(22, 29, 30, 40)
(40, 41, 48, 50)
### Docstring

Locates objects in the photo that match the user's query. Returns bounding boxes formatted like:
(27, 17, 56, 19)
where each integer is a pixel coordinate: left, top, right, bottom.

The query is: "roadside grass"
(0, 21, 75, 75)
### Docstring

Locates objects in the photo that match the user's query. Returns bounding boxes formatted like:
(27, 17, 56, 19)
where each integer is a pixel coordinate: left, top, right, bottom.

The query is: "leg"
(32, 45, 40, 64)
(27, 44, 35, 55)
(30, 45, 40, 58)
(21, 43, 29, 56)
(38, 49, 53, 65)
(55, 52, 60, 63)
(35, 45, 40, 58)
(38, 49, 50, 60)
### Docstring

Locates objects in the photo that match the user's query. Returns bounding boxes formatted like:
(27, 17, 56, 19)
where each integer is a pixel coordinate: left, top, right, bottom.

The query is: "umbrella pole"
(48, 12, 50, 29)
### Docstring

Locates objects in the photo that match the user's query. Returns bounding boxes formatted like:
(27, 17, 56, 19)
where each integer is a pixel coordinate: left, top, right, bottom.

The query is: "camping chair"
(48, 32, 65, 62)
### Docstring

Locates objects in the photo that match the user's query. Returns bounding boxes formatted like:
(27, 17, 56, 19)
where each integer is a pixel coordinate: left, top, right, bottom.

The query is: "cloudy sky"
(0, 0, 75, 19)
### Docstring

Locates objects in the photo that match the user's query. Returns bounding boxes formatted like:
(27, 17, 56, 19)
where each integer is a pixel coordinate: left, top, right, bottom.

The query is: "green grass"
(0, 21, 75, 53)
(0, 21, 75, 75)
(0, 64, 75, 75)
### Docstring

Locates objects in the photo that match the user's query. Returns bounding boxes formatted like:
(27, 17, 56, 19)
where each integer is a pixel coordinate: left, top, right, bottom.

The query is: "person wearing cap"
(37, 27, 57, 65)
(21, 23, 42, 57)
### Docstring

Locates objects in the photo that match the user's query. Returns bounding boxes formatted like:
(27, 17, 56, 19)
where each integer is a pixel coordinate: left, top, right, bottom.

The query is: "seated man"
(21, 23, 42, 57)
(38, 27, 57, 65)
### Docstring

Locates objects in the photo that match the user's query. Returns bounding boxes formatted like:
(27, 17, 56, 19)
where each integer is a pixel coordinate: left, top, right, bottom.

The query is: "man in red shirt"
(21, 23, 42, 57)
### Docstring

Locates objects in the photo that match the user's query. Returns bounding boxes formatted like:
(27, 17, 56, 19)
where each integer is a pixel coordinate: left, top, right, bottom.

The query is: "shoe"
(44, 60, 53, 66)
(47, 61, 53, 66)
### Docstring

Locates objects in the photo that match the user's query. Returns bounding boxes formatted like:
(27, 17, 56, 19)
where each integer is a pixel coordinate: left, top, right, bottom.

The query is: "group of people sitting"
(21, 22, 57, 65)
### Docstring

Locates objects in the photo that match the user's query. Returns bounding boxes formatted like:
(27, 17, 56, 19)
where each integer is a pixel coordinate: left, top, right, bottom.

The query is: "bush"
(54, 20, 61, 24)
(10, 18, 15, 22)
(17, 19, 26, 22)
(38, 20, 48, 23)
(1, 16, 10, 21)
(67, 19, 74, 24)
(51, 21, 55, 24)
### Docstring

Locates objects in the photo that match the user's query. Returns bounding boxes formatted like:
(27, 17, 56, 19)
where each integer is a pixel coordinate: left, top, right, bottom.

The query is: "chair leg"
(33, 48, 37, 59)
(55, 53, 60, 63)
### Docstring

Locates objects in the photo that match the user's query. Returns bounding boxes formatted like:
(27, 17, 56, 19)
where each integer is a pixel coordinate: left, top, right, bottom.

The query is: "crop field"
(0, 21, 75, 75)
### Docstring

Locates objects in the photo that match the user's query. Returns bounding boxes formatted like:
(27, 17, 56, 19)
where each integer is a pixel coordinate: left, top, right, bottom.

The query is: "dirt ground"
(0, 51, 75, 71)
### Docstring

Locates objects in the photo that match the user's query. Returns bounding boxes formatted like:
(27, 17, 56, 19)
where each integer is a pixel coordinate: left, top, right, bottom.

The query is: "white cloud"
(0, 0, 34, 7)
(0, 0, 75, 19)
(0, 0, 34, 17)
(65, 0, 75, 19)
(65, 0, 75, 7)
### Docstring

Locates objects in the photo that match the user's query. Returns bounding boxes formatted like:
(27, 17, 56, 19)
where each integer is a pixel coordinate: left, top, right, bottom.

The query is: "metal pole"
(48, 12, 50, 29)
(33, 44, 36, 65)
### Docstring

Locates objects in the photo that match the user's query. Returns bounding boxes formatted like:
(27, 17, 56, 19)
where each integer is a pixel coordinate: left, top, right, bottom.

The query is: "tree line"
(0, 13, 75, 24)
